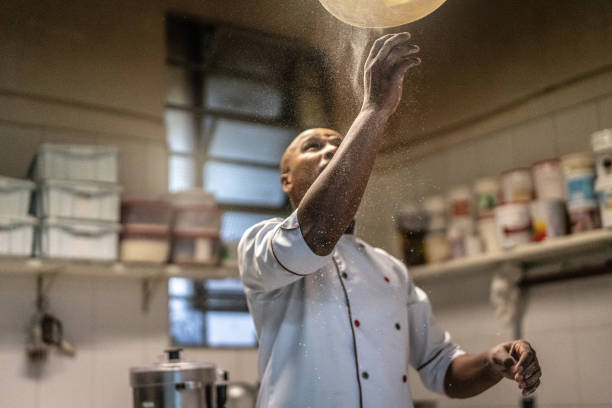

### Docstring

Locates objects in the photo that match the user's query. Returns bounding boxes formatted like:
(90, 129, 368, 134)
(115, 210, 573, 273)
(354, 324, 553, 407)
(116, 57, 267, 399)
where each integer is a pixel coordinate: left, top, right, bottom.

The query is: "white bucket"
(478, 216, 502, 253)
(591, 129, 612, 181)
(494, 203, 531, 249)
(529, 199, 567, 241)
(473, 177, 500, 218)
(561, 153, 596, 204)
(501, 168, 533, 203)
(532, 159, 564, 200)
(596, 178, 612, 228)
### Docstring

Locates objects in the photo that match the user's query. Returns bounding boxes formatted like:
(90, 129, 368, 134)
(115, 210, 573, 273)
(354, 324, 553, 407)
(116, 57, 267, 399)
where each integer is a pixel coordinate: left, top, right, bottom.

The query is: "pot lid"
(130, 349, 217, 387)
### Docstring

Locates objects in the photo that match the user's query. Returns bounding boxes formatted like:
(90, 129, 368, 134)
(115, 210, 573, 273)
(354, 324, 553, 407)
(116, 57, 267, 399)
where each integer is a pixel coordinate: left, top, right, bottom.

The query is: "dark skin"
(280, 32, 541, 398)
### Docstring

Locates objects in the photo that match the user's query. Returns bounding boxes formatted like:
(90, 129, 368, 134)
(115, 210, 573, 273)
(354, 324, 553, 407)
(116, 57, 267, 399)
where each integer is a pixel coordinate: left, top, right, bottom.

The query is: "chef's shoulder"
(238, 216, 285, 250)
(357, 238, 411, 287)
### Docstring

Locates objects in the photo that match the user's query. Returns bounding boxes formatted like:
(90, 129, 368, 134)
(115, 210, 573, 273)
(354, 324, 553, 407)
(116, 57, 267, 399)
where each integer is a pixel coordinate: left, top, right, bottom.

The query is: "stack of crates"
(0, 176, 36, 257)
(32, 144, 121, 261)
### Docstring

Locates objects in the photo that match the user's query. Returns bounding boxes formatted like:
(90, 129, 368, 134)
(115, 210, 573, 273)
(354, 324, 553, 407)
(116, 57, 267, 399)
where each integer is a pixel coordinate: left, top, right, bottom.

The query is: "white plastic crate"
(0, 215, 36, 256)
(39, 217, 119, 261)
(173, 206, 223, 234)
(171, 231, 221, 265)
(120, 225, 170, 264)
(0, 176, 35, 216)
(34, 144, 118, 183)
(36, 179, 121, 221)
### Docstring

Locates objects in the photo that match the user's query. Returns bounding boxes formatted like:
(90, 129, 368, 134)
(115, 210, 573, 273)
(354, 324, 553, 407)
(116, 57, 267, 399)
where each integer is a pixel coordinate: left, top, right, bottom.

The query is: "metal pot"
(130, 349, 227, 408)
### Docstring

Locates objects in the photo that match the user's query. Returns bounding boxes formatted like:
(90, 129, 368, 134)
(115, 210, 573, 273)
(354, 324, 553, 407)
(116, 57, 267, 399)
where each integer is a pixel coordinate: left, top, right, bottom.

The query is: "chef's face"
(280, 128, 343, 208)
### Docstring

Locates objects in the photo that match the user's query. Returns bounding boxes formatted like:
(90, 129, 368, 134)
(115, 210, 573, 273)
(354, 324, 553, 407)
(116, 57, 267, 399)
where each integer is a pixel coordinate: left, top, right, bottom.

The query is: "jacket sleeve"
(238, 209, 332, 293)
(407, 281, 465, 395)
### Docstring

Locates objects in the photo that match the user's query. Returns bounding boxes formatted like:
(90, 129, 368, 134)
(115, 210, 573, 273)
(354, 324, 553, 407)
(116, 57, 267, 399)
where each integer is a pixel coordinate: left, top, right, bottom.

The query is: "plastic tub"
(173, 205, 223, 234)
(529, 199, 567, 241)
(568, 201, 601, 233)
(39, 217, 120, 260)
(494, 203, 531, 249)
(423, 230, 449, 264)
(473, 177, 500, 218)
(36, 179, 121, 221)
(532, 159, 565, 200)
(423, 195, 447, 231)
(171, 231, 221, 265)
(478, 216, 501, 253)
(0, 215, 36, 256)
(591, 129, 612, 181)
(501, 168, 534, 203)
(447, 185, 472, 218)
(34, 144, 118, 183)
(561, 153, 596, 204)
(120, 225, 170, 263)
(596, 178, 612, 228)
(121, 201, 173, 228)
(0, 176, 35, 216)
(446, 217, 474, 259)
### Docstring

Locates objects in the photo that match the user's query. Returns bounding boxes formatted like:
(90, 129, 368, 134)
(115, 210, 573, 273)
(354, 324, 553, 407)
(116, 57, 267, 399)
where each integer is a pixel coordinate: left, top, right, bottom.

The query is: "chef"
(238, 32, 541, 408)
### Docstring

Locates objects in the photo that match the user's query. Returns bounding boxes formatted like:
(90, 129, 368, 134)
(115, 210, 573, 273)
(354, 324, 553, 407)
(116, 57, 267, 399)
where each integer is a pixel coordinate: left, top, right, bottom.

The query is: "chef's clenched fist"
(489, 340, 542, 396)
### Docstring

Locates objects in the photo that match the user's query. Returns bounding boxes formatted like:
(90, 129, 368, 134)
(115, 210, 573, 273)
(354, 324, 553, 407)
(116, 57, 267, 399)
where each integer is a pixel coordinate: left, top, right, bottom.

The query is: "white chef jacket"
(238, 210, 464, 408)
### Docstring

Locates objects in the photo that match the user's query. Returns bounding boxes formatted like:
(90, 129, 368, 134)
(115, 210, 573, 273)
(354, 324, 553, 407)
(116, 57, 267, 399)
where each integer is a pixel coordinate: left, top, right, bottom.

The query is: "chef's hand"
(362, 32, 420, 118)
(488, 340, 542, 396)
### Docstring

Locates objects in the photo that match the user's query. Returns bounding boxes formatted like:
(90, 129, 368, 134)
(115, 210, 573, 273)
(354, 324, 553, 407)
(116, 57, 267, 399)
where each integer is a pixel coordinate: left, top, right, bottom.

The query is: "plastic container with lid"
(130, 348, 227, 408)
(596, 177, 612, 228)
(561, 153, 596, 205)
(33, 144, 118, 183)
(35, 179, 121, 221)
(38, 217, 119, 260)
(172, 231, 221, 265)
(0, 176, 35, 216)
(478, 216, 501, 254)
(423, 195, 447, 231)
(568, 201, 601, 233)
(532, 159, 565, 200)
(591, 129, 612, 182)
(423, 230, 449, 264)
(494, 203, 532, 249)
(473, 177, 500, 218)
(501, 168, 534, 203)
(447, 185, 472, 218)
(121, 200, 173, 228)
(120, 225, 170, 263)
(174, 206, 223, 235)
(0, 215, 36, 256)
(529, 199, 567, 241)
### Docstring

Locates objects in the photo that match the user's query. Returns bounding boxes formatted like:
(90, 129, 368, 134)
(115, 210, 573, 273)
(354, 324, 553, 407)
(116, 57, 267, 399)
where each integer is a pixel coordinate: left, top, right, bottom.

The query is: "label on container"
(567, 173, 596, 202)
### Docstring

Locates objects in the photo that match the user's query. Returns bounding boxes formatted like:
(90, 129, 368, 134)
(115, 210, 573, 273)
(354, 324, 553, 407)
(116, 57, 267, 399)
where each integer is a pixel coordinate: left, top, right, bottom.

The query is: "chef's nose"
(322, 143, 337, 160)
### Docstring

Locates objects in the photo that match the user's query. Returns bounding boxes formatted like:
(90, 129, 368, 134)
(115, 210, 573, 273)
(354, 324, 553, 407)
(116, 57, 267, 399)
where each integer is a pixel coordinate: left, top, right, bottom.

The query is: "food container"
(163, 189, 217, 207)
(423, 230, 449, 264)
(172, 231, 221, 265)
(478, 216, 502, 253)
(465, 234, 483, 257)
(396, 205, 427, 266)
(121, 200, 173, 229)
(501, 168, 534, 203)
(0, 215, 36, 256)
(446, 217, 474, 259)
(591, 128, 612, 182)
(33, 144, 118, 183)
(448, 185, 472, 218)
(568, 201, 601, 233)
(473, 177, 500, 218)
(38, 217, 119, 260)
(532, 159, 565, 200)
(494, 203, 531, 249)
(0, 176, 35, 216)
(120, 225, 170, 263)
(174, 206, 223, 235)
(35, 179, 121, 221)
(423, 195, 447, 230)
(596, 178, 612, 228)
(130, 348, 227, 408)
(529, 199, 567, 241)
(561, 153, 596, 205)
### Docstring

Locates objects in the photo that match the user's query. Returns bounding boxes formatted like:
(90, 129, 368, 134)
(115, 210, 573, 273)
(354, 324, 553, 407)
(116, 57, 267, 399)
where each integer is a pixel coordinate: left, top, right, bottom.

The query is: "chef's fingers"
(492, 345, 516, 371)
(514, 341, 535, 369)
(374, 32, 413, 63)
(518, 360, 540, 381)
(523, 379, 541, 396)
(367, 34, 396, 62)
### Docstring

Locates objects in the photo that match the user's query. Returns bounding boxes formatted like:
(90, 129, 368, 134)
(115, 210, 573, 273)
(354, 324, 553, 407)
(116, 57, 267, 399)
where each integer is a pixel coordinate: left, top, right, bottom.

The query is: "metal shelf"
(410, 229, 612, 281)
(0, 257, 239, 281)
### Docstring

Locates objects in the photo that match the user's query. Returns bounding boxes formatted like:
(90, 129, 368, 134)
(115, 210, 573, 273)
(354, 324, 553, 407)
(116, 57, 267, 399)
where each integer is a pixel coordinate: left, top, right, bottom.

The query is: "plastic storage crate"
(171, 231, 221, 265)
(0, 215, 36, 256)
(120, 225, 170, 263)
(39, 217, 119, 260)
(36, 179, 121, 221)
(121, 201, 173, 230)
(0, 176, 35, 216)
(173, 205, 223, 234)
(33, 144, 118, 183)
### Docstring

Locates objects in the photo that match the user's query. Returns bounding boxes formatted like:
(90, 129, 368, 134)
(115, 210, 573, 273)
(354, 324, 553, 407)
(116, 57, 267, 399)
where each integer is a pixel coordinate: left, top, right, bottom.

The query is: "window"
(165, 14, 329, 347)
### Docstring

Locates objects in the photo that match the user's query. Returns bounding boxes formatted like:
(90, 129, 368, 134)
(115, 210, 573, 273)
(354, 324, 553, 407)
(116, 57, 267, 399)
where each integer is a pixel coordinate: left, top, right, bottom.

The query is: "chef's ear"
(281, 174, 292, 193)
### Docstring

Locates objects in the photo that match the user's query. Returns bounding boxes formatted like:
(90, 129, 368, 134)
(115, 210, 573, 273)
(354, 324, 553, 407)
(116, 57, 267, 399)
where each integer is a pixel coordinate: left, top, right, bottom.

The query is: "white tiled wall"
(0, 274, 259, 408)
